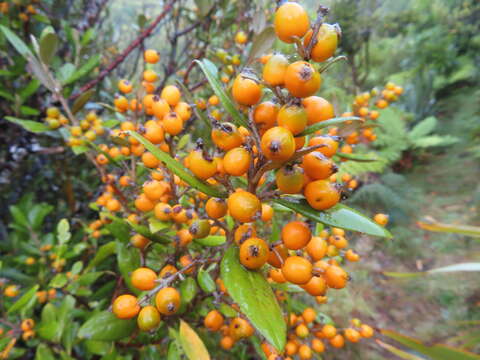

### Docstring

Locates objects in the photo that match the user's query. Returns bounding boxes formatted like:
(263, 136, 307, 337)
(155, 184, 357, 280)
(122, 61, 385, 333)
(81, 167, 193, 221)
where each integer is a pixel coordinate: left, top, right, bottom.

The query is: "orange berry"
(274, 2, 310, 43)
(301, 275, 327, 296)
(302, 307, 316, 323)
(263, 53, 288, 86)
(261, 203, 274, 222)
(278, 104, 308, 135)
(227, 191, 261, 223)
(211, 122, 243, 151)
(137, 305, 161, 331)
(281, 221, 311, 250)
(163, 112, 184, 135)
(239, 237, 270, 270)
(303, 24, 338, 62)
(118, 79, 133, 94)
(282, 256, 313, 285)
(204, 310, 224, 331)
(345, 328, 361, 343)
(302, 152, 338, 180)
(284, 61, 321, 98)
(130, 234, 150, 249)
(374, 213, 389, 226)
(144, 49, 160, 64)
(143, 69, 157, 82)
(304, 180, 341, 210)
(131, 267, 157, 291)
(223, 147, 251, 176)
(360, 324, 374, 338)
(232, 74, 262, 106)
(112, 294, 140, 319)
(161, 85, 181, 106)
(322, 324, 337, 339)
(135, 193, 155, 212)
(188, 150, 217, 180)
(155, 287, 180, 315)
(260, 126, 295, 162)
(324, 265, 348, 289)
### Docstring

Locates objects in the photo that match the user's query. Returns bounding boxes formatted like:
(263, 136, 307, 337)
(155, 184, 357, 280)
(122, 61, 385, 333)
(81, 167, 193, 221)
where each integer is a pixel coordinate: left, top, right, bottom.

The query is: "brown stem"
(69, 0, 177, 100)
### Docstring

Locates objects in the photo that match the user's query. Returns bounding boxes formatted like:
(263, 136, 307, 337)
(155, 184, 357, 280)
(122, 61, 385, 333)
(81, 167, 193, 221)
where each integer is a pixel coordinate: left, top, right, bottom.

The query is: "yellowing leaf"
(179, 320, 210, 360)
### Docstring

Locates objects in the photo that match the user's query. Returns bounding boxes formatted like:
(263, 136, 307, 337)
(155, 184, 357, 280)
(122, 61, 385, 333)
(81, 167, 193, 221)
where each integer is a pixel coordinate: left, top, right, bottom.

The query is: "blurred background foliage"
(0, 0, 479, 358)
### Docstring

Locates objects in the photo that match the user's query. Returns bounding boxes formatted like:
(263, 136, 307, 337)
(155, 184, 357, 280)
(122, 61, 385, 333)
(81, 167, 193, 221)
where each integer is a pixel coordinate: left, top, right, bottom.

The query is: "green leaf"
(39, 32, 58, 65)
(194, 0, 214, 17)
(57, 219, 71, 244)
(57, 63, 76, 83)
(194, 59, 248, 128)
(84, 340, 113, 355)
(194, 235, 226, 246)
(7, 285, 39, 314)
(106, 219, 130, 243)
(0, 25, 33, 57)
(116, 242, 141, 295)
(272, 198, 392, 238)
(408, 116, 437, 139)
(80, 28, 95, 46)
(78, 311, 136, 341)
(35, 344, 55, 360)
(85, 242, 116, 271)
(129, 131, 227, 198)
(64, 54, 100, 85)
(19, 79, 41, 103)
(180, 277, 198, 304)
(336, 152, 379, 162)
(221, 247, 286, 351)
(376, 339, 424, 360)
(72, 89, 94, 114)
(219, 303, 238, 318)
(246, 26, 276, 64)
(178, 320, 211, 360)
(298, 116, 363, 136)
(49, 273, 68, 288)
(381, 329, 480, 360)
(20, 105, 41, 116)
(384, 263, 480, 278)
(5, 116, 50, 133)
(417, 219, 480, 238)
(197, 267, 216, 293)
(176, 80, 211, 130)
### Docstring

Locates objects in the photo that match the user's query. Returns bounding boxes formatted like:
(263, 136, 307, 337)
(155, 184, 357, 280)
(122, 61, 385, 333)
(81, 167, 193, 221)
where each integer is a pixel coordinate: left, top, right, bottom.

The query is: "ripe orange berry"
(142, 152, 160, 169)
(302, 307, 316, 323)
(144, 122, 165, 144)
(21, 319, 35, 332)
(152, 97, 171, 119)
(263, 53, 289, 86)
(254, 101, 279, 134)
(302, 152, 338, 180)
(143, 69, 157, 82)
(322, 324, 337, 339)
(298, 344, 312, 359)
(312, 338, 325, 353)
(301, 275, 327, 296)
(211, 122, 243, 151)
(308, 136, 339, 158)
(131, 267, 157, 291)
(306, 236, 328, 261)
(130, 234, 150, 249)
(303, 23, 338, 62)
(282, 256, 313, 285)
(227, 191, 261, 223)
(267, 244, 288, 268)
(345, 328, 361, 343)
(188, 150, 217, 179)
(204, 310, 224, 331)
(302, 96, 335, 125)
(112, 294, 140, 319)
(205, 198, 228, 219)
(360, 324, 374, 338)
(261, 203, 274, 222)
(234, 224, 257, 245)
(144, 49, 160, 64)
(229, 317, 254, 340)
(154, 203, 172, 221)
(284, 61, 321, 98)
(174, 102, 192, 121)
(118, 79, 133, 94)
(223, 147, 251, 176)
(324, 265, 348, 289)
(143, 180, 166, 201)
(374, 213, 389, 226)
(235, 30, 248, 44)
(135, 193, 155, 212)
(163, 112, 184, 135)
(161, 85, 181, 106)
(274, 2, 310, 43)
(304, 180, 341, 210)
(220, 336, 234, 350)
(155, 287, 180, 315)
(269, 268, 286, 283)
(329, 234, 348, 249)
(159, 265, 178, 279)
(285, 340, 298, 356)
(278, 104, 308, 135)
(281, 221, 311, 250)
(260, 126, 295, 162)
(345, 249, 360, 262)
(239, 237, 270, 270)
(232, 74, 262, 106)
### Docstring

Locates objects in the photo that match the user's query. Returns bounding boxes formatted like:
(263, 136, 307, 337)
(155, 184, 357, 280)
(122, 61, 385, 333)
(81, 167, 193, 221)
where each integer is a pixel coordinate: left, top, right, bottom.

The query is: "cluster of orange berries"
(261, 308, 375, 359)
(112, 265, 187, 331)
(203, 310, 257, 351)
(339, 81, 405, 145)
(0, 0, 38, 20)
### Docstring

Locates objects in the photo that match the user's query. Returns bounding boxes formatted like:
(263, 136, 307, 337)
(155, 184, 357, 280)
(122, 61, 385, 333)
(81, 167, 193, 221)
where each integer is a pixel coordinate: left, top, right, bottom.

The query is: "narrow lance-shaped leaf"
(384, 262, 480, 278)
(7, 285, 39, 314)
(336, 152, 379, 162)
(39, 32, 58, 65)
(78, 311, 136, 341)
(176, 80, 211, 130)
(417, 218, 480, 238)
(381, 329, 480, 360)
(298, 116, 363, 136)
(0, 25, 33, 57)
(221, 246, 286, 351)
(375, 339, 425, 360)
(194, 59, 249, 128)
(5, 116, 50, 133)
(72, 89, 94, 114)
(128, 131, 227, 198)
(179, 320, 211, 360)
(273, 198, 392, 238)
